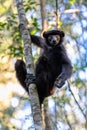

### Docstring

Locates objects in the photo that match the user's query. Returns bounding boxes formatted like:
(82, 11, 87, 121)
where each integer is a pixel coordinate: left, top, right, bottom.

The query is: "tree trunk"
(55, 0, 60, 29)
(40, 0, 47, 33)
(44, 101, 54, 130)
(16, 0, 43, 129)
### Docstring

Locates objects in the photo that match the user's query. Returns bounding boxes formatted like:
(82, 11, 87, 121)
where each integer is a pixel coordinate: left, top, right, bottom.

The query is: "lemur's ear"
(60, 31, 65, 37)
(43, 31, 48, 38)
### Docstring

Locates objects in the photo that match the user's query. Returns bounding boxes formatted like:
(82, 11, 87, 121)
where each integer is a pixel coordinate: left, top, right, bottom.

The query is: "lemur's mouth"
(54, 40, 60, 46)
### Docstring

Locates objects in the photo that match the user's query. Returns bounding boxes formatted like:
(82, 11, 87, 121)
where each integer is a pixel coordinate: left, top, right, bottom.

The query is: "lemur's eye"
(48, 36, 52, 41)
(55, 35, 60, 40)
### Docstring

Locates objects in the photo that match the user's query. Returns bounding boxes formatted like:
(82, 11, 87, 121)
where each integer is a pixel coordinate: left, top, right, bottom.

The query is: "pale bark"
(40, 0, 47, 33)
(16, 0, 43, 129)
(55, 0, 60, 29)
(44, 101, 54, 130)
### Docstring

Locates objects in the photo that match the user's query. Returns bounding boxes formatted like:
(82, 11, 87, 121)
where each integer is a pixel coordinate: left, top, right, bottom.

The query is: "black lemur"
(15, 30, 73, 105)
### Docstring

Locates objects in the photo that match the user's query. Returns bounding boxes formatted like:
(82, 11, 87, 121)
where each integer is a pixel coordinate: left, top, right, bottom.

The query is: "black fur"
(15, 30, 72, 105)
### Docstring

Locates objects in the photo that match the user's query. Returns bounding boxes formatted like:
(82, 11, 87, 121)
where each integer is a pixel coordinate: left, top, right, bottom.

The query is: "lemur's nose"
(53, 39, 56, 42)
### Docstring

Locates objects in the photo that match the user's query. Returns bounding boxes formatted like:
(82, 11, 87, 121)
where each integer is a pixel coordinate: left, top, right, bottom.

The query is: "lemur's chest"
(45, 49, 62, 76)
(44, 48, 62, 63)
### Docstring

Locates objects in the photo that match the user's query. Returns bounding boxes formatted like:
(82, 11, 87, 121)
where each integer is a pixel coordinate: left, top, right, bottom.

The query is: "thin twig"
(68, 81, 86, 119)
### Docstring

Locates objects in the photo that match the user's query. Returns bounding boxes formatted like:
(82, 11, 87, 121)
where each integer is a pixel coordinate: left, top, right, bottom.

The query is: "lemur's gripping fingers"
(18, 23, 24, 30)
(25, 73, 36, 87)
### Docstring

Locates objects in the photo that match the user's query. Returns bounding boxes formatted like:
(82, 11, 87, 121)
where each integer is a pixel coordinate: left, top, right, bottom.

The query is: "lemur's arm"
(30, 35, 47, 49)
(55, 46, 73, 88)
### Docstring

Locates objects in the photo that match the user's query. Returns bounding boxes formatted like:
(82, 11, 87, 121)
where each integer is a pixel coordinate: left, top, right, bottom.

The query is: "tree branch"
(68, 81, 86, 119)
(44, 101, 54, 130)
(40, 0, 47, 32)
(16, 0, 43, 129)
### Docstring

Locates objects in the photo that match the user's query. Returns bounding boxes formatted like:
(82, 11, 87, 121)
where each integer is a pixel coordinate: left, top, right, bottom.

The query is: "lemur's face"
(48, 35, 60, 46)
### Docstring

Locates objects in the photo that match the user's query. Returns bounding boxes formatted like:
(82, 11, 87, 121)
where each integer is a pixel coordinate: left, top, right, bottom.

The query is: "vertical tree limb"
(40, 0, 47, 33)
(16, 0, 43, 129)
(55, 0, 60, 29)
(44, 101, 54, 130)
(55, 0, 58, 28)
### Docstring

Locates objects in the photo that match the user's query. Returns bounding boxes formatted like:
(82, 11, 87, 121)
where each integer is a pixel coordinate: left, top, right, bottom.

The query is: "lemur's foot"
(25, 73, 36, 87)
(54, 80, 65, 88)
(18, 23, 24, 30)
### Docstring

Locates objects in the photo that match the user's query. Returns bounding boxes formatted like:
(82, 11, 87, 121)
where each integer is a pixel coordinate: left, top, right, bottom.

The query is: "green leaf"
(69, 0, 76, 5)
